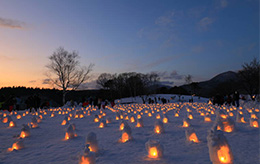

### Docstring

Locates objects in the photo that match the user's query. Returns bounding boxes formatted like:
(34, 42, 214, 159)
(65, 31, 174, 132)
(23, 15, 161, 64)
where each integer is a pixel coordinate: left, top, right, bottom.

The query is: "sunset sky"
(0, 0, 258, 89)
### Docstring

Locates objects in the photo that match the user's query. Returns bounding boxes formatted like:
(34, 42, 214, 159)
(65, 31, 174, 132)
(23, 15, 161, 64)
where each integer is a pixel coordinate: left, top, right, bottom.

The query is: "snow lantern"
(36, 115, 42, 123)
(106, 117, 112, 124)
(182, 118, 190, 127)
(115, 113, 120, 120)
(145, 140, 164, 159)
(50, 112, 55, 117)
(162, 115, 168, 124)
(136, 118, 144, 128)
(61, 119, 69, 125)
(79, 144, 96, 164)
(185, 128, 199, 143)
(175, 112, 179, 117)
(16, 114, 22, 120)
(236, 113, 246, 123)
(130, 115, 135, 123)
(9, 120, 16, 127)
(94, 115, 100, 123)
(215, 116, 235, 133)
(188, 113, 193, 120)
(7, 140, 24, 152)
(2, 115, 12, 123)
(156, 113, 161, 119)
(99, 120, 107, 128)
(119, 121, 129, 131)
(124, 115, 129, 120)
(250, 113, 258, 119)
(65, 124, 77, 140)
(250, 118, 259, 128)
(20, 124, 30, 138)
(86, 132, 99, 153)
(204, 115, 212, 122)
(154, 120, 164, 134)
(119, 124, 132, 143)
(207, 129, 234, 164)
(30, 116, 38, 128)
(228, 112, 234, 117)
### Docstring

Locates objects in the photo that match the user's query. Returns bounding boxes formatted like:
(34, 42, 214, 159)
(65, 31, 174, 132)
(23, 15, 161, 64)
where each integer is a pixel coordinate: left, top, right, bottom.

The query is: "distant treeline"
(0, 86, 102, 107)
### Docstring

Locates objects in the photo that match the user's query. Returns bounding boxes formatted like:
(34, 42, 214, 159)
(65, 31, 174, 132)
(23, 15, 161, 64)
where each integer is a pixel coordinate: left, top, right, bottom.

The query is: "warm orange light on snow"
(183, 121, 189, 127)
(188, 114, 193, 120)
(80, 156, 91, 164)
(217, 146, 232, 163)
(119, 123, 125, 130)
(65, 132, 70, 140)
(121, 132, 130, 143)
(223, 125, 233, 133)
(189, 133, 199, 143)
(99, 122, 105, 128)
(9, 121, 15, 127)
(61, 120, 67, 125)
(16, 115, 22, 119)
(154, 126, 161, 134)
(163, 117, 168, 123)
(20, 131, 29, 138)
(94, 118, 99, 122)
(136, 122, 141, 127)
(251, 120, 259, 128)
(130, 116, 135, 123)
(2, 117, 8, 123)
(148, 147, 158, 158)
(204, 117, 211, 122)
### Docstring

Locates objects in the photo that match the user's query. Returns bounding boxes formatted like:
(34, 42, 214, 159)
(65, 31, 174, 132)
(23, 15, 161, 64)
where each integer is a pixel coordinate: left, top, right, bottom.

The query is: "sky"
(0, 0, 259, 89)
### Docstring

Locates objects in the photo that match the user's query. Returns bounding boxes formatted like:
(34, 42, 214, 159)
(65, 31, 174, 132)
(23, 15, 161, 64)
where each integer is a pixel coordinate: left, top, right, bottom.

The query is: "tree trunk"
(62, 90, 66, 105)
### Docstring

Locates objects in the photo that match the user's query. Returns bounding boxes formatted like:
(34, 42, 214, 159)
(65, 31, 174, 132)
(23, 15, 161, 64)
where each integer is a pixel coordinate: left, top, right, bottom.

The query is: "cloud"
(160, 81, 174, 86)
(42, 79, 51, 84)
(187, 6, 206, 18)
(155, 11, 175, 26)
(0, 17, 26, 29)
(192, 46, 205, 53)
(152, 70, 184, 80)
(198, 17, 214, 31)
(220, 0, 228, 8)
(0, 55, 16, 61)
(145, 56, 177, 69)
(29, 80, 36, 83)
(78, 80, 98, 90)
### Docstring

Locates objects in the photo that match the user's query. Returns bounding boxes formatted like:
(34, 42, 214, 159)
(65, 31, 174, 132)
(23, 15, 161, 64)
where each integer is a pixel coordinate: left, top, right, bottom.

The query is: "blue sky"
(0, 0, 258, 88)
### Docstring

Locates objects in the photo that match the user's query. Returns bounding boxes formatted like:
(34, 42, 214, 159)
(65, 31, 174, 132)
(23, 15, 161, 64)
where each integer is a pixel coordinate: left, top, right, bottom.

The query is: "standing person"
(0, 94, 5, 110)
(16, 96, 22, 111)
(111, 100, 115, 107)
(234, 91, 240, 107)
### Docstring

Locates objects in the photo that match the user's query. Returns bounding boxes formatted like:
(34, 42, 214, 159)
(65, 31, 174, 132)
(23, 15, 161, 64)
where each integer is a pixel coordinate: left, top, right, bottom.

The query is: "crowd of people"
(65, 97, 115, 109)
(0, 94, 46, 112)
(212, 91, 242, 107)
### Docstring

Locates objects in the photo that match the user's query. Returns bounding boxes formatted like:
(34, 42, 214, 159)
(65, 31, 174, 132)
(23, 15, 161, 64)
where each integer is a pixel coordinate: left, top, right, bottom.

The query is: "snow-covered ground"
(0, 95, 259, 164)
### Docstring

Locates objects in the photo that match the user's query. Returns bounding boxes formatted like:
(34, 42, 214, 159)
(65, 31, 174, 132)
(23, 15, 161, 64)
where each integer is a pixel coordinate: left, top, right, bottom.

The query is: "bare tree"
(238, 57, 259, 100)
(96, 73, 113, 90)
(185, 74, 192, 85)
(46, 47, 94, 105)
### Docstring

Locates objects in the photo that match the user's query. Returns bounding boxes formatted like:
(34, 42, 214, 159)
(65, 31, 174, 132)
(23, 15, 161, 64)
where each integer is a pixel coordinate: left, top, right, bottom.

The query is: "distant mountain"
(181, 71, 242, 97)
